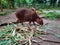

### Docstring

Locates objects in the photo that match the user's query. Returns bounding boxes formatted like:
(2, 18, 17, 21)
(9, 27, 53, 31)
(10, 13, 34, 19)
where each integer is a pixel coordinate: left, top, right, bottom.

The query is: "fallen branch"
(0, 22, 19, 26)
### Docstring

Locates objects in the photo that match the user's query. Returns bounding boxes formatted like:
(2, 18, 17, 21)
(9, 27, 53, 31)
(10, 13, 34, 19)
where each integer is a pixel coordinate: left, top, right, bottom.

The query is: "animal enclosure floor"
(0, 12, 60, 45)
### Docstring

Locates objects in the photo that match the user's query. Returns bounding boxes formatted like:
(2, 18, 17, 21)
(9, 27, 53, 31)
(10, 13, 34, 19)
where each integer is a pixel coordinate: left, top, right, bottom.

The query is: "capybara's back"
(15, 8, 43, 25)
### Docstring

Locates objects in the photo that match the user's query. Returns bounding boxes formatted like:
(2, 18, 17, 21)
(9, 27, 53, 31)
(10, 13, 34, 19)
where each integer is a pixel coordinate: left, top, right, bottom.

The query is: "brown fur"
(15, 8, 43, 25)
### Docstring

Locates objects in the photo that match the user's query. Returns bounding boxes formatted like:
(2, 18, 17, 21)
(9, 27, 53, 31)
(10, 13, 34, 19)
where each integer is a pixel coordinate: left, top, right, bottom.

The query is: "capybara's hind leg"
(16, 19, 23, 25)
(16, 19, 20, 23)
(29, 21, 31, 25)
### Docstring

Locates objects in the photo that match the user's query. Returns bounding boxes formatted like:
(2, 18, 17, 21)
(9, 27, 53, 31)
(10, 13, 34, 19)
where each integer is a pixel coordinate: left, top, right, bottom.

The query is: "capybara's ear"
(31, 7, 36, 11)
(31, 7, 37, 15)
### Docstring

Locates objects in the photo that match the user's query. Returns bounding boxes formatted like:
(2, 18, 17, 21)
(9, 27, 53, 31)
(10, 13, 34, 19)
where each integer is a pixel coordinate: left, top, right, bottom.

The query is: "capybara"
(15, 8, 43, 26)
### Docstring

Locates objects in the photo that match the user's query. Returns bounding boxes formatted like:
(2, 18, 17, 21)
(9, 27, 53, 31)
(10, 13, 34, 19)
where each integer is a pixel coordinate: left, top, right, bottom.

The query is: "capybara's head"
(36, 17, 43, 26)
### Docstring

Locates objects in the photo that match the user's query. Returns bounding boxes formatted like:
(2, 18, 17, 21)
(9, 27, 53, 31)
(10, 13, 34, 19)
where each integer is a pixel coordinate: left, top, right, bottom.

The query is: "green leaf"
(26, 0, 33, 3)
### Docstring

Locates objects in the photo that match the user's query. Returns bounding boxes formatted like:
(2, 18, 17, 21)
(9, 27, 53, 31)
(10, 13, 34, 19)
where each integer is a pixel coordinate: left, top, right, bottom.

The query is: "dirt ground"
(0, 12, 60, 45)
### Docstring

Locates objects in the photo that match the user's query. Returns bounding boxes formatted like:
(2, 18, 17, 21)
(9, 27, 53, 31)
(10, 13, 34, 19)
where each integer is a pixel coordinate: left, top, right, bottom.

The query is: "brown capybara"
(15, 8, 43, 26)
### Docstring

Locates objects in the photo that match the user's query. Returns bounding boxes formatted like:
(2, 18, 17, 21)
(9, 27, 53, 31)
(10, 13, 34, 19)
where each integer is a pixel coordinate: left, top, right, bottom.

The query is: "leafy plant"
(0, 12, 7, 16)
(54, 12, 60, 18)
(45, 11, 60, 20)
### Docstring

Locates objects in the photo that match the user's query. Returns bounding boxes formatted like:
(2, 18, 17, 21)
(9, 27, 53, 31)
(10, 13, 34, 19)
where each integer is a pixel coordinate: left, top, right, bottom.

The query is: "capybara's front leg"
(33, 21, 36, 25)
